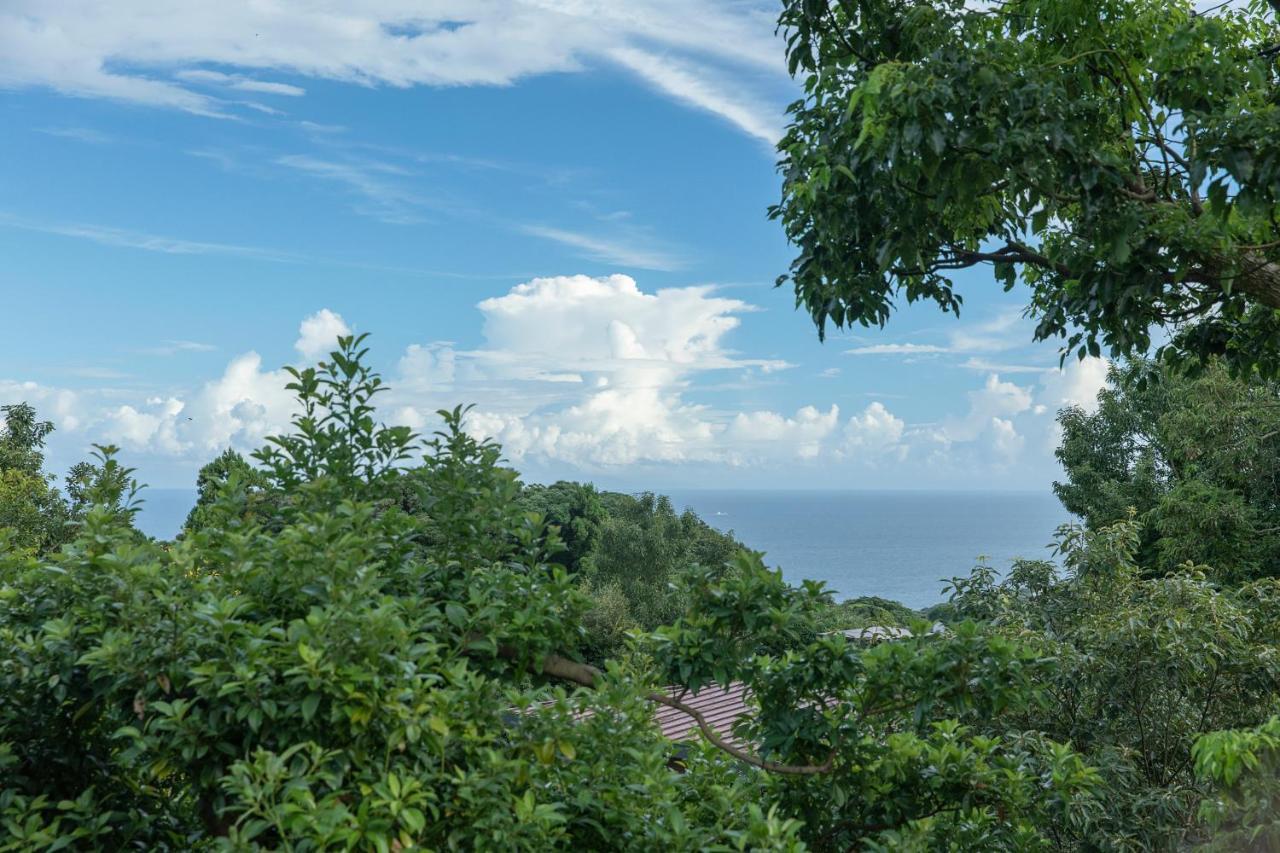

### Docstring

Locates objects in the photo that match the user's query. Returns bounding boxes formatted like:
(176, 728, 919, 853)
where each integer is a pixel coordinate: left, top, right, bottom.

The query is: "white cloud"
(383, 274, 799, 469)
(0, 1, 790, 142)
(397, 343, 456, 391)
(947, 310, 1027, 354)
(0, 283, 1097, 489)
(1038, 357, 1110, 416)
(295, 309, 351, 361)
(102, 397, 185, 454)
(988, 417, 1023, 463)
(939, 373, 1033, 443)
(925, 373, 1033, 464)
(0, 380, 84, 432)
(846, 310, 1034, 360)
(276, 155, 429, 224)
(174, 69, 305, 96)
(728, 405, 839, 460)
(606, 46, 781, 143)
(520, 225, 683, 271)
(140, 340, 218, 356)
(846, 343, 949, 356)
(842, 401, 906, 458)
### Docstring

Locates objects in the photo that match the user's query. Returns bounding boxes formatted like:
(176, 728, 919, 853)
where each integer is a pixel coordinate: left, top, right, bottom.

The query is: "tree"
(773, 0, 1280, 374)
(1055, 358, 1280, 580)
(812, 595, 922, 634)
(946, 519, 1280, 847)
(516, 481, 607, 573)
(182, 448, 274, 534)
(580, 492, 744, 660)
(0, 404, 117, 554)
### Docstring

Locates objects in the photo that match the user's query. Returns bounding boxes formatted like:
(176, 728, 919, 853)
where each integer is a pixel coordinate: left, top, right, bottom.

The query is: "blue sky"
(0, 1, 1108, 491)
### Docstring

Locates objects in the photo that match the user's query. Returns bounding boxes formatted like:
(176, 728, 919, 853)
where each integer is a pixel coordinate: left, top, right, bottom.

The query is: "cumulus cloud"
(295, 309, 351, 361)
(0, 380, 84, 432)
(1038, 356, 1110, 416)
(937, 373, 1034, 444)
(842, 402, 906, 458)
(728, 405, 839, 460)
(428, 274, 784, 467)
(0, 1, 790, 142)
(988, 417, 1024, 463)
(915, 373, 1035, 465)
(102, 397, 186, 454)
(0, 281, 1105, 487)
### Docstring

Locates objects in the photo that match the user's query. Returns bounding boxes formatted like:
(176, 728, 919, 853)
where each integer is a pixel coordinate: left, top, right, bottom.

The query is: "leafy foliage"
(0, 403, 126, 555)
(655, 552, 1100, 849)
(0, 338, 802, 850)
(516, 481, 606, 574)
(773, 0, 1280, 374)
(947, 519, 1280, 847)
(812, 595, 922, 634)
(579, 492, 744, 659)
(12, 337, 1280, 850)
(1056, 358, 1280, 580)
(1193, 715, 1280, 850)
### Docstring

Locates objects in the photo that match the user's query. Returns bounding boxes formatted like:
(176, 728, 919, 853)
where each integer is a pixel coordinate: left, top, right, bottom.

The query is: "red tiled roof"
(653, 682, 750, 743)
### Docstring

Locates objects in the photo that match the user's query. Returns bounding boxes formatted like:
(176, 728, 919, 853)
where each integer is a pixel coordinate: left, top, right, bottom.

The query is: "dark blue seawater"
(667, 490, 1071, 609)
(134, 488, 1071, 609)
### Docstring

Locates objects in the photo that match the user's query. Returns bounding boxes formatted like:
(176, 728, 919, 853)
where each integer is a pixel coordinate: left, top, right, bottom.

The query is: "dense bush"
(9, 337, 1280, 849)
(947, 520, 1280, 847)
(0, 338, 802, 850)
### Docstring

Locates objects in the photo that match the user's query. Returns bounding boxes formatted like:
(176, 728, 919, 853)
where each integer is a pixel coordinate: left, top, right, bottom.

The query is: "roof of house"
(653, 682, 751, 743)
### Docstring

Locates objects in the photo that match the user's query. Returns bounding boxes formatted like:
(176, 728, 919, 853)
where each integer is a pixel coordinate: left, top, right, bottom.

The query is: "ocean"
(134, 488, 1071, 610)
(667, 490, 1071, 609)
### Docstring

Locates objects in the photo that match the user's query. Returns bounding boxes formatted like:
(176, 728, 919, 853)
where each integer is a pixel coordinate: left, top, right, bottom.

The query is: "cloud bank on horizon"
(1, 275, 1110, 489)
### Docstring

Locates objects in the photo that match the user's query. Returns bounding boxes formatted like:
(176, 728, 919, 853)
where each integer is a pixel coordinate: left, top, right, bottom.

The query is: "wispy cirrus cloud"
(0, 1, 792, 143)
(0, 213, 294, 260)
(0, 212, 519, 280)
(175, 69, 305, 97)
(139, 340, 219, 356)
(520, 224, 684, 271)
(36, 126, 115, 144)
(846, 311, 1036, 360)
(606, 46, 782, 144)
(846, 343, 950, 356)
(275, 154, 431, 224)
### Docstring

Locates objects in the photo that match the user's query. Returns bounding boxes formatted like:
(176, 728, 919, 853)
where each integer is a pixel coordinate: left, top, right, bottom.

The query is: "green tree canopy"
(1055, 358, 1280, 580)
(516, 480, 607, 573)
(947, 519, 1280, 847)
(774, 0, 1280, 373)
(183, 448, 274, 534)
(0, 404, 122, 555)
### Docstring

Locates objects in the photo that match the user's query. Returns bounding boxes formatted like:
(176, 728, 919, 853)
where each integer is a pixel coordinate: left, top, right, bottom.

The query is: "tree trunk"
(1204, 252, 1280, 309)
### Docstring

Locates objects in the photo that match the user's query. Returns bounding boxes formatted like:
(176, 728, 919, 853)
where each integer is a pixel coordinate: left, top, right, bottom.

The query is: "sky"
(0, 0, 1110, 492)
